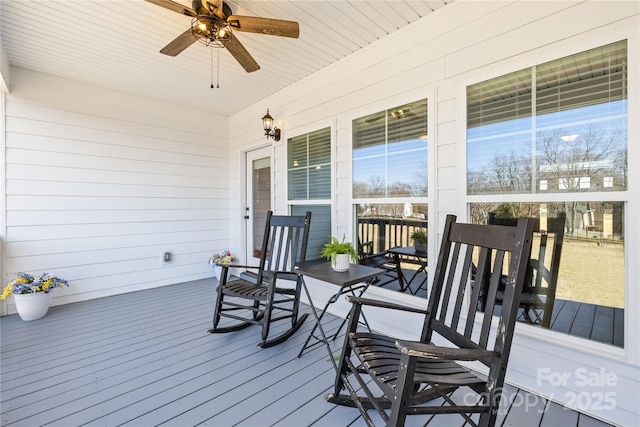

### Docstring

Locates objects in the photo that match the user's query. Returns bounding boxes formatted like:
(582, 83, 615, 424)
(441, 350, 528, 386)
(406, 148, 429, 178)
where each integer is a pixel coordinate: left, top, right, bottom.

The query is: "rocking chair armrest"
(345, 295, 428, 315)
(264, 269, 299, 280)
(218, 263, 259, 270)
(395, 340, 499, 363)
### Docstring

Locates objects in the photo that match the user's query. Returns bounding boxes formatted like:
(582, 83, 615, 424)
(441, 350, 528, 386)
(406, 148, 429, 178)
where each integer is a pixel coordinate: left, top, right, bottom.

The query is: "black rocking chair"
(208, 210, 312, 348)
(326, 214, 534, 427)
(487, 212, 566, 328)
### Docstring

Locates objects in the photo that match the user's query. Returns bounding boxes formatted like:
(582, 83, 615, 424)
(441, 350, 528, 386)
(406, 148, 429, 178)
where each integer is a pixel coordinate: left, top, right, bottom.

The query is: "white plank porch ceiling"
(0, 0, 451, 115)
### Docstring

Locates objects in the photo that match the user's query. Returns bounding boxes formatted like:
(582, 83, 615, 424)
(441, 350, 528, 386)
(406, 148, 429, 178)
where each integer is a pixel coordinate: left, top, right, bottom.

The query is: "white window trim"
(346, 89, 436, 257)
(285, 120, 335, 222)
(457, 25, 639, 384)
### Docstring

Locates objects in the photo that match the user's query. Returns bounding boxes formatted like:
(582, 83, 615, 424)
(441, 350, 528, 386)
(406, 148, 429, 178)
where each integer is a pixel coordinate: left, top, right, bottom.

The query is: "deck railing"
(357, 217, 428, 254)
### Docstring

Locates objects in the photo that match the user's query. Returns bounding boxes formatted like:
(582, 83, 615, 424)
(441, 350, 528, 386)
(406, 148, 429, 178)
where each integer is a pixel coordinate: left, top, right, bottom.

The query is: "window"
(467, 40, 627, 195)
(353, 99, 429, 296)
(288, 128, 332, 261)
(466, 40, 627, 348)
(353, 99, 428, 198)
(288, 128, 331, 200)
(291, 205, 331, 262)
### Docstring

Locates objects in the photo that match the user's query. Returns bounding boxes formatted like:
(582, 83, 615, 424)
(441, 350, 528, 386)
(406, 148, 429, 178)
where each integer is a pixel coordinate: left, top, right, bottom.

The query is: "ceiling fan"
(146, 0, 299, 73)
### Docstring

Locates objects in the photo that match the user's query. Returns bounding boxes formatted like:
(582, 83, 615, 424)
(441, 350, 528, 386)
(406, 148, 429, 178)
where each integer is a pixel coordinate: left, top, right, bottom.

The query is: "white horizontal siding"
(2, 69, 229, 310)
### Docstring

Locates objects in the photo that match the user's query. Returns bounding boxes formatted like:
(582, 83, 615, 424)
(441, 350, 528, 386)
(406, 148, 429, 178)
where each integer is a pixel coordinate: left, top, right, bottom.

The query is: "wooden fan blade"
(222, 33, 260, 73)
(227, 15, 299, 38)
(160, 28, 201, 56)
(145, 0, 196, 17)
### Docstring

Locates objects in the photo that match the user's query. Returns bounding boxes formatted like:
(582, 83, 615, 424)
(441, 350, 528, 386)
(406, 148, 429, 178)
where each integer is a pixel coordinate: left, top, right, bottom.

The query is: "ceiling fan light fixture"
(191, 16, 229, 47)
(262, 109, 281, 142)
(147, 0, 298, 73)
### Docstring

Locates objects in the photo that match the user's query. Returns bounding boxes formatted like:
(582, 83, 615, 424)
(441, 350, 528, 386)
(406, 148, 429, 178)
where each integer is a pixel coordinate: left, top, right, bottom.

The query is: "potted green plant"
(410, 230, 428, 253)
(320, 235, 358, 272)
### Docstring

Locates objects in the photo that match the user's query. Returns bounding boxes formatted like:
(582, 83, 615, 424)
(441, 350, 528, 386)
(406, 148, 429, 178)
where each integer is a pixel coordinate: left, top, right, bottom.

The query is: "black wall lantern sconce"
(262, 109, 281, 141)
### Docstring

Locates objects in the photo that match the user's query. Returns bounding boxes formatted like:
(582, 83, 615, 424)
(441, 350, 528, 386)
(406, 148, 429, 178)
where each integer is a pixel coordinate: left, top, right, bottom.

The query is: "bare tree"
(491, 151, 531, 193)
(467, 151, 530, 195)
(537, 126, 623, 192)
(387, 182, 412, 197)
(368, 176, 385, 197)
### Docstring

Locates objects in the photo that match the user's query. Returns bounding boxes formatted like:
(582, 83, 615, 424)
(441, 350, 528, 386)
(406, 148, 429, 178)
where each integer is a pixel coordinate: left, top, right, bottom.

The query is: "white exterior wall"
(228, 2, 640, 425)
(1, 68, 229, 311)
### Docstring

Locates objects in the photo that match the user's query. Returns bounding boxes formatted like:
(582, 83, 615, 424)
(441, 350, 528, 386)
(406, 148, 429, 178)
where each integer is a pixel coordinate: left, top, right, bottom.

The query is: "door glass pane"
(252, 157, 270, 258)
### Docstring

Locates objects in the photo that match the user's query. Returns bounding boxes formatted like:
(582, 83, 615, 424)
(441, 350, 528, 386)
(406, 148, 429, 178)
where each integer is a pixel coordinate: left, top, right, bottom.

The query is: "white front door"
(245, 147, 272, 264)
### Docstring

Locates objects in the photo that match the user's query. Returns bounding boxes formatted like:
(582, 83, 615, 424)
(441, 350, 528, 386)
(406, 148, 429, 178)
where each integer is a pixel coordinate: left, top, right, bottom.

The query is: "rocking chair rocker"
(326, 214, 534, 427)
(208, 211, 312, 348)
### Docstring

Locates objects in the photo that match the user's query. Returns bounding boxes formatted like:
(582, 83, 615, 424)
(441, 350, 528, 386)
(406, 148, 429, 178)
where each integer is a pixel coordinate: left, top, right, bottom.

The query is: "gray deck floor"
(1, 279, 614, 427)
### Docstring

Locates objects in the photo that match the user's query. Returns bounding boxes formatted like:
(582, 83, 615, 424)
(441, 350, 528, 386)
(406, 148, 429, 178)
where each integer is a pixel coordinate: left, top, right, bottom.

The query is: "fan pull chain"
(216, 47, 220, 89)
(210, 48, 220, 89)
(210, 48, 214, 89)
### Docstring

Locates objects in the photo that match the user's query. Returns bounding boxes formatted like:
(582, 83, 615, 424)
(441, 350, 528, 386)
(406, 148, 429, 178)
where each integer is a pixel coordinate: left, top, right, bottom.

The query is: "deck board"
(591, 305, 614, 345)
(613, 307, 625, 348)
(571, 303, 596, 340)
(1, 279, 614, 427)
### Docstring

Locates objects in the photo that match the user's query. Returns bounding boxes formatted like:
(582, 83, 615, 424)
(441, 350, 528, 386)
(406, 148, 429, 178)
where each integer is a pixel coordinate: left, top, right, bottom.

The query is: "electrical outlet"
(161, 249, 172, 264)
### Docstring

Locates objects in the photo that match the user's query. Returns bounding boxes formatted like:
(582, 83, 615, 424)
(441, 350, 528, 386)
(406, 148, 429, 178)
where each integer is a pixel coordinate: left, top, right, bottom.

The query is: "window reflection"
(466, 40, 627, 348)
(467, 40, 628, 195)
(353, 99, 428, 198)
(471, 202, 624, 348)
(356, 203, 429, 298)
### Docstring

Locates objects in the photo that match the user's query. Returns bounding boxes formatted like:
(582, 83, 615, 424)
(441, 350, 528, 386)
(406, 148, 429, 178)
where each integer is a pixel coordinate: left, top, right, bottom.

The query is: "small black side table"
(296, 262, 386, 367)
(386, 246, 429, 295)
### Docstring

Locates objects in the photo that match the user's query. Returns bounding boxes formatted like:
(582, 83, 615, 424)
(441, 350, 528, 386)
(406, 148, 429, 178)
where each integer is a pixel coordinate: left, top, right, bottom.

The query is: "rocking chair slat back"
(487, 212, 566, 328)
(428, 222, 526, 358)
(209, 211, 312, 348)
(262, 214, 310, 280)
(327, 214, 534, 427)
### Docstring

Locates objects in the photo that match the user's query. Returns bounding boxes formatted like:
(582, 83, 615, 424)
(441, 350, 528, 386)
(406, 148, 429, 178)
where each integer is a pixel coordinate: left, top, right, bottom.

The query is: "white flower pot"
(14, 292, 52, 321)
(332, 254, 351, 272)
(213, 265, 222, 280)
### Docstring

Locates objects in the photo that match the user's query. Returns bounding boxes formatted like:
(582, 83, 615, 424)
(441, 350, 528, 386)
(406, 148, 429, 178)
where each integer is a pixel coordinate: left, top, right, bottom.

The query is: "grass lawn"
(555, 237, 624, 308)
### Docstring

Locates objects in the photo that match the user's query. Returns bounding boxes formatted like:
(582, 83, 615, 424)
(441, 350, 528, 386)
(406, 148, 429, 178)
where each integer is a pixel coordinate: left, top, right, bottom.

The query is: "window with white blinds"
(353, 99, 428, 198)
(466, 40, 629, 347)
(467, 40, 628, 195)
(287, 127, 331, 200)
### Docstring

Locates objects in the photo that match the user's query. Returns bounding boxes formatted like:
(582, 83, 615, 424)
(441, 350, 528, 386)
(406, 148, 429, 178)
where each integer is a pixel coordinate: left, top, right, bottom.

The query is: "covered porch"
(0, 279, 614, 426)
